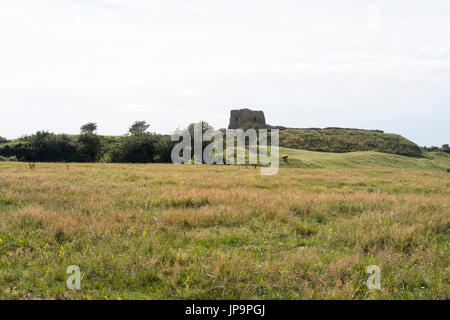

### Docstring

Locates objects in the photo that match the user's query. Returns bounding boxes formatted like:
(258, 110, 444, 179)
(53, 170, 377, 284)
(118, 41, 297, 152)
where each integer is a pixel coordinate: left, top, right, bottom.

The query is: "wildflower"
(142, 230, 147, 238)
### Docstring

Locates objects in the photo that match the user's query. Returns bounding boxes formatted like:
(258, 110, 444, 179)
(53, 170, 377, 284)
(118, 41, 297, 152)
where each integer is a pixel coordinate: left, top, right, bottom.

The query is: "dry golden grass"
(0, 162, 448, 299)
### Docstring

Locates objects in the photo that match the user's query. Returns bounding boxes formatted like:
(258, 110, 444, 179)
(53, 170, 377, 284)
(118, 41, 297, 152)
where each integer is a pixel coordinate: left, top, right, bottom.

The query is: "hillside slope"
(279, 128, 423, 157)
(279, 147, 450, 171)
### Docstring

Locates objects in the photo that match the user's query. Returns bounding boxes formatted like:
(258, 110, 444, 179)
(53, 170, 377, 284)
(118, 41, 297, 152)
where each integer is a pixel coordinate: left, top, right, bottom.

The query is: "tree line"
(1, 122, 448, 162)
(0, 121, 178, 163)
(0, 120, 270, 163)
(422, 144, 450, 154)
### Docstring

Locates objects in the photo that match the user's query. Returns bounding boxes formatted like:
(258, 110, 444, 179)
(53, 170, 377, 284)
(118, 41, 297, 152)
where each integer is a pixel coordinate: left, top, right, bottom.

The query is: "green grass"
(0, 161, 448, 300)
(279, 148, 450, 171)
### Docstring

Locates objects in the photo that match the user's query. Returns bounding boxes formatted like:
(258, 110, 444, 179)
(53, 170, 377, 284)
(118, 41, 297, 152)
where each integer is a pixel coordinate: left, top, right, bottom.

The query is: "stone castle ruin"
(227, 108, 383, 133)
(228, 108, 285, 130)
(228, 109, 267, 129)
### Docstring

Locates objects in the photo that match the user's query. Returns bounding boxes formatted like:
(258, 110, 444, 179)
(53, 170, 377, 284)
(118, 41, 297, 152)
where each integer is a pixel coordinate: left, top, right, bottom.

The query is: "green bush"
(110, 133, 173, 163)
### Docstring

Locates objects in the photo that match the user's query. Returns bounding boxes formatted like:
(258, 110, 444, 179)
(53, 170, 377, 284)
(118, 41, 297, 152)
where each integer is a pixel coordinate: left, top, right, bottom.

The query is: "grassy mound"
(279, 148, 450, 171)
(279, 128, 423, 157)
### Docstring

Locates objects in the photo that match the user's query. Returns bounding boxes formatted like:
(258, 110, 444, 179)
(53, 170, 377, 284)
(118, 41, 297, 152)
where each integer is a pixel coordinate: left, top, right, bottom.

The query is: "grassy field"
(280, 148, 450, 170)
(0, 160, 448, 299)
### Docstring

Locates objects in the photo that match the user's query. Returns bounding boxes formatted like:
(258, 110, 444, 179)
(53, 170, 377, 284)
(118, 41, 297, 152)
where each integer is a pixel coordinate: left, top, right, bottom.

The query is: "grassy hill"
(279, 128, 423, 157)
(279, 147, 450, 171)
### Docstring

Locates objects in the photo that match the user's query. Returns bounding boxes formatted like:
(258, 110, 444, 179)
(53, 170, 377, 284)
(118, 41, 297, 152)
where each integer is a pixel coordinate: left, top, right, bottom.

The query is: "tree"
(22, 131, 79, 162)
(129, 121, 150, 136)
(110, 121, 163, 163)
(0, 136, 8, 144)
(78, 134, 102, 162)
(185, 121, 214, 163)
(153, 134, 175, 163)
(187, 121, 213, 137)
(442, 144, 450, 153)
(78, 123, 102, 162)
(112, 134, 156, 163)
(80, 122, 97, 134)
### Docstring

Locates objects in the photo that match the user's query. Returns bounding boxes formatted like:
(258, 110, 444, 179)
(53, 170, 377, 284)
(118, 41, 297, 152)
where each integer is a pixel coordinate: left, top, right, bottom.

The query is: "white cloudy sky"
(0, 0, 449, 146)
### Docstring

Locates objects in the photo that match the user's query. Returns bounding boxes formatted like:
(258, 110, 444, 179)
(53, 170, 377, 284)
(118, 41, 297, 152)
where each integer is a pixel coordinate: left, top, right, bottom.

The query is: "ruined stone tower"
(228, 108, 267, 129)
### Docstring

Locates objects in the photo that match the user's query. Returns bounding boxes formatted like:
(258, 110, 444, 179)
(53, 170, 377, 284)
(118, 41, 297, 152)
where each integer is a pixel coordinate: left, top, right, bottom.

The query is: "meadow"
(0, 159, 448, 299)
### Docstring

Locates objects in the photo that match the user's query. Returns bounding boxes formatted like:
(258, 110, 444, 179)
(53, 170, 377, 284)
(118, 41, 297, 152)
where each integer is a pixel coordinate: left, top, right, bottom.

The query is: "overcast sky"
(0, 0, 449, 146)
